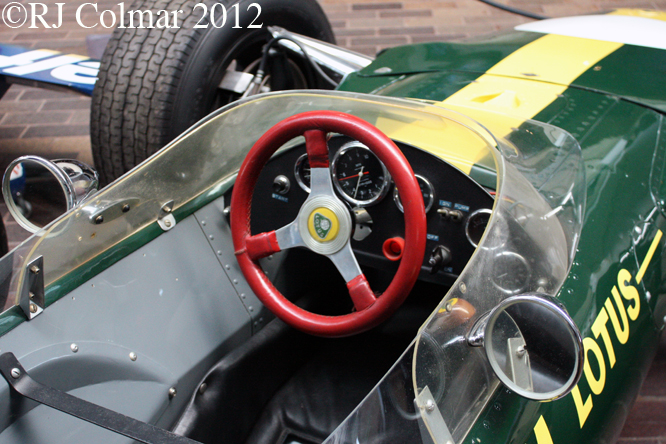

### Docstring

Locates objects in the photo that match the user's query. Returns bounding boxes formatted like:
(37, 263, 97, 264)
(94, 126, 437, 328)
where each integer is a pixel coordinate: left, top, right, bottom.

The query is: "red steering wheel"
(230, 111, 427, 337)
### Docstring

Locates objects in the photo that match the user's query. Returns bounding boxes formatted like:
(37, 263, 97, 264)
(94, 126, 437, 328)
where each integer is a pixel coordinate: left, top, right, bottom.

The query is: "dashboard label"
(271, 193, 288, 203)
(427, 234, 440, 241)
(439, 200, 452, 208)
(454, 203, 470, 212)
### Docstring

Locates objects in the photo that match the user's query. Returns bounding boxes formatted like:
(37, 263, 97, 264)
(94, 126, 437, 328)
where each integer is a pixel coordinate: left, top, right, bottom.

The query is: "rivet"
(129, 352, 137, 361)
(162, 206, 172, 214)
(199, 383, 208, 395)
(516, 345, 526, 357)
(248, 306, 254, 312)
(29, 292, 34, 299)
(374, 67, 392, 74)
(122, 204, 130, 213)
(168, 387, 177, 399)
(217, 251, 222, 256)
(233, 279, 238, 285)
(10, 368, 20, 379)
(425, 399, 435, 412)
(460, 282, 467, 294)
(209, 235, 214, 240)
(225, 265, 231, 270)
(165, 219, 172, 228)
(29, 303, 37, 313)
(30, 265, 40, 274)
(240, 293, 246, 299)
(201, 221, 206, 226)
(593, 65, 602, 71)
(95, 215, 104, 224)
(71, 343, 79, 353)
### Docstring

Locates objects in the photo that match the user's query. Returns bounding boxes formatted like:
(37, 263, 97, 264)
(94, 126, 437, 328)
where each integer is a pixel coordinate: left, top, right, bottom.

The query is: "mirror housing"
(468, 294, 583, 401)
(2, 156, 98, 233)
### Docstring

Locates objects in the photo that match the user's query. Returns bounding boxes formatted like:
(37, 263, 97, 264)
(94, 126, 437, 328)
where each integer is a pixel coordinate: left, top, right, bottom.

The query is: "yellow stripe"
(443, 34, 622, 120)
(636, 229, 662, 283)
(534, 416, 554, 444)
(380, 34, 623, 175)
(609, 8, 666, 22)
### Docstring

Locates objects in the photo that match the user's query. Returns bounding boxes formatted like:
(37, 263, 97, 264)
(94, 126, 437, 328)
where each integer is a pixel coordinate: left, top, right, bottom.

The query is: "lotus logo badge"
(313, 213, 331, 239)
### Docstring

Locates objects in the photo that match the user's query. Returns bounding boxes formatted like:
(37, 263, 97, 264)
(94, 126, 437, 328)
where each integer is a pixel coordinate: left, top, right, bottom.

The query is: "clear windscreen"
(0, 91, 497, 322)
(323, 109, 585, 444)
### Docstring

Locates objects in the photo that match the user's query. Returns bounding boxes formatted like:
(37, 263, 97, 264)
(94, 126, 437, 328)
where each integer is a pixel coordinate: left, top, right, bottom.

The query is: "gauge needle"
(337, 171, 369, 181)
(353, 167, 364, 199)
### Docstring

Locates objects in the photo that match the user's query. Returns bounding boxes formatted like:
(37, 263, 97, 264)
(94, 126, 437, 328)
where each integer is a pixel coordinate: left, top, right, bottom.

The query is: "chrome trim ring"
(294, 153, 311, 193)
(393, 174, 434, 213)
(331, 141, 391, 207)
(2, 156, 75, 233)
(465, 208, 492, 248)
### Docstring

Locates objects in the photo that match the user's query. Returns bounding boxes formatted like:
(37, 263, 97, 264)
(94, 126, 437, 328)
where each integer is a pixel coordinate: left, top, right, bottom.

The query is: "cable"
(476, 0, 550, 20)
(258, 35, 339, 88)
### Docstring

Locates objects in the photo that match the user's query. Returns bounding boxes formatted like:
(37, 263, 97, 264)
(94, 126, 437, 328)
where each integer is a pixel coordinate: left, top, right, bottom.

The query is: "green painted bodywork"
(339, 29, 666, 444)
(341, 29, 666, 113)
(2, 24, 665, 444)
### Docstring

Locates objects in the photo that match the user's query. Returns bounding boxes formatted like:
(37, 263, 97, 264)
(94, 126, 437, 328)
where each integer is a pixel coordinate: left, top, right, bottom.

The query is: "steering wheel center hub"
(308, 207, 339, 242)
(298, 196, 351, 255)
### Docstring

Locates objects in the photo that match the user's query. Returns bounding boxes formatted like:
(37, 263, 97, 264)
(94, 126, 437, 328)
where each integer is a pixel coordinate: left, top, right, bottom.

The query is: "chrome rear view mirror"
(2, 156, 98, 233)
(468, 294, 583, 401)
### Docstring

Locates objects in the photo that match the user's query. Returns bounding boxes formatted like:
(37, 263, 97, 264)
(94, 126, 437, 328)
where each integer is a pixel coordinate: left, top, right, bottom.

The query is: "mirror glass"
(7, 159, 68, 231)
(485, 297, 581, 401)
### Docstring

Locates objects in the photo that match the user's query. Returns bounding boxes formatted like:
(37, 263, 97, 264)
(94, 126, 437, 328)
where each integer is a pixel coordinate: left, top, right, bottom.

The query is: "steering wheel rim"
(230, 111, 426, 337)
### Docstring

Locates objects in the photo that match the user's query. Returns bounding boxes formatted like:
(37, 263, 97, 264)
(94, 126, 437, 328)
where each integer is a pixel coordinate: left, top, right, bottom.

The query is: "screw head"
(10, 368, 20, 379)
(95, 215, 104, 224)
(129, 352, 137, 361)
(168, 387, 177, 399)
(165, 219, 172, 228)
(70, 343, 79, 353)
(425, 399, 435, 412)
(30, 265, 40, 274)
(29, 303, 38, 313)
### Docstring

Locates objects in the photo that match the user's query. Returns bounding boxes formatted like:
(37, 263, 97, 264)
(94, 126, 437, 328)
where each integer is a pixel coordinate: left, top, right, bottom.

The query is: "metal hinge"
(158, 200, 176, 231)
(19, 256, 44, 320)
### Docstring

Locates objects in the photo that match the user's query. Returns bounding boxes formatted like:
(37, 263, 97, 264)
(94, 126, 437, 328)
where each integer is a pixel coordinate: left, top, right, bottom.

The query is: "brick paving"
(1, 0, 666, 441)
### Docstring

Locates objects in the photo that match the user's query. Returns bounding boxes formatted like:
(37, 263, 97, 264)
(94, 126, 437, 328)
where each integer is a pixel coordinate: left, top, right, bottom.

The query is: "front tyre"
(90, 0, 335, 184)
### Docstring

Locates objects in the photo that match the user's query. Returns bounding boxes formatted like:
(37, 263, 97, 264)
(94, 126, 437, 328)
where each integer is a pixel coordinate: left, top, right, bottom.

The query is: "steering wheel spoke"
(244, 220, 304, 260)
(328, 244, 377, 311)
(274, 219, 306, 251)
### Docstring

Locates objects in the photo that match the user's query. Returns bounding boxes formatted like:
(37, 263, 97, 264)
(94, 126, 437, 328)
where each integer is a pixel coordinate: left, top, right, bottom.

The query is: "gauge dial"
(393, 174, 434, 213)
(332, 142, 391, 206)
(465, 208, 492, 247)
(294, 153, 311, 192)
(491, 251, 531, 294)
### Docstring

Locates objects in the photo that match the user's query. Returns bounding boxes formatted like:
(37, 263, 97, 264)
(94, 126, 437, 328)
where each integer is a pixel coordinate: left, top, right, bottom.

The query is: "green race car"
(0, 5, 664, 444)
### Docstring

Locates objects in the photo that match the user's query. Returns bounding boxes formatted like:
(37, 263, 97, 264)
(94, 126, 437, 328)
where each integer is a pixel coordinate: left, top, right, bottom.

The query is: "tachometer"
(393, 174, 434, 213)
(332, 142, 391, 206)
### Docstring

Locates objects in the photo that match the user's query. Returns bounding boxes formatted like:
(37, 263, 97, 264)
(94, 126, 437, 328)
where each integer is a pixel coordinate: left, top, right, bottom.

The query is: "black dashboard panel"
(242, 137, 494, 285)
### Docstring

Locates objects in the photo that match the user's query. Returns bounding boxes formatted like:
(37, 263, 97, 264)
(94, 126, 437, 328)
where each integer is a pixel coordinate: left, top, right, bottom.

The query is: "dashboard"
(240, 136, 495, 285)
